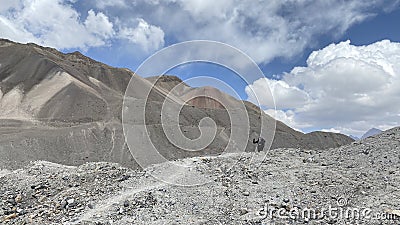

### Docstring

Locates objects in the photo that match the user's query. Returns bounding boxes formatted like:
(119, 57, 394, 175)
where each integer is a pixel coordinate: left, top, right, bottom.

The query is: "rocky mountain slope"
(145, 74, 353, 150)
(0, 39, 353, 170)
(361, 128, 383, 139)
(0, 127, 399, 224)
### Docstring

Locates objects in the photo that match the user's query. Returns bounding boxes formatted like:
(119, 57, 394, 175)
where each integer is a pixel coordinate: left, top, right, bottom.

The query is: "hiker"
(253, 137, 265, 152)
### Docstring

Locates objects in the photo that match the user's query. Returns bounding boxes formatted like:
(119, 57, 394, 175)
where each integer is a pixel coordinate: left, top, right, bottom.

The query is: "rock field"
(1, 127, 399, 224)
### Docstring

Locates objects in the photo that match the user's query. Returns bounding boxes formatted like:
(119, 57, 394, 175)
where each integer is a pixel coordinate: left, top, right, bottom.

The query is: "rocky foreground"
(1, 127, 399, 224)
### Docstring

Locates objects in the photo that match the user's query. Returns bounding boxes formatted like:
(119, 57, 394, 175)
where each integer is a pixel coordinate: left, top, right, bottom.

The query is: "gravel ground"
(1, 127, 399, 224)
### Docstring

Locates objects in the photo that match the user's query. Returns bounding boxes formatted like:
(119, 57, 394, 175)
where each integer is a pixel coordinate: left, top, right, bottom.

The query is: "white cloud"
(0, 16, 38, 44)
(0, 0, 165, 51)
(84, 10, 114, 39)
(118, 18, 165, 52)
(177, 0, 233, 21)
(94, 0, 126, 9)
(248, 40, 400, 136)
(0, 0, 108, 49)
(246, 78, 309, 109)
(0, 0, 22, 13)
(264, 109, 305, 132)
(321, 128, 341, 133)
(135, 0, 398, 64)
(1, 0, 398, 62)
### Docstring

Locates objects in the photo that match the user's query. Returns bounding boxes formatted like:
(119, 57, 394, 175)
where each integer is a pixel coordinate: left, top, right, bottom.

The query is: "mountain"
(146, 74, 354, 150)
(361, 128, 383, 139)
(301, 131, 355, 148)
(0, 39, 353, 170)
(349, 135, 360, 140)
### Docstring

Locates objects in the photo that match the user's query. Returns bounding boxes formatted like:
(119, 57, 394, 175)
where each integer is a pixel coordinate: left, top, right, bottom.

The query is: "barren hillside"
(0, 39, 353, 171)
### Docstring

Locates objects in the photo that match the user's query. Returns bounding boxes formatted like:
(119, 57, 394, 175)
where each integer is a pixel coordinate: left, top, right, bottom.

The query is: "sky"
(0, 0, 400, 137)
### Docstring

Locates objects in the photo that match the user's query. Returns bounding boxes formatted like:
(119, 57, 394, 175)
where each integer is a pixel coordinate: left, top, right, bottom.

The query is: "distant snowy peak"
(349, 135, 360, 141)
(361, 128, 383, 139)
